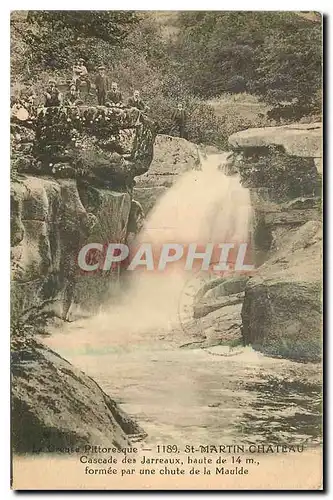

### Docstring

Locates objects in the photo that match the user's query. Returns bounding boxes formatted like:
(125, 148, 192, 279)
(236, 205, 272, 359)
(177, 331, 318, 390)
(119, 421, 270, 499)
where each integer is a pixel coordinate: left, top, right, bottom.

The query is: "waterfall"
(140, 152, 251, 247)
(91, 152, 253, 338)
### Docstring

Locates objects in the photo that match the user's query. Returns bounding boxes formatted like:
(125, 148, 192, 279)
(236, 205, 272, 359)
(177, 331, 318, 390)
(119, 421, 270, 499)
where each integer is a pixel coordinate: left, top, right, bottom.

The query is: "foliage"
(175, 12, 322, 119)
(20, 11, 138, 70)
(251, 16, 322, 112)
(11, 10, 322, 148)
(11, 302, 54, 353)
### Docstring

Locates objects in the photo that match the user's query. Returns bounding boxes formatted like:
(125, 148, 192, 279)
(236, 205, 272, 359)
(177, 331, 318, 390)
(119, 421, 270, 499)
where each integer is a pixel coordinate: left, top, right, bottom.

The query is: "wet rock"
(263, 208, 321, 227)
(195, 275, 249, 302)
(201, 303, 243, 345)
(251, 194, 321, 227)
(193, 275, 249, 319)
(73, 186, 131, 310)
(189, 276, 249, 345)
(11, 339, 145, 453)
(127, 200, 144, 235)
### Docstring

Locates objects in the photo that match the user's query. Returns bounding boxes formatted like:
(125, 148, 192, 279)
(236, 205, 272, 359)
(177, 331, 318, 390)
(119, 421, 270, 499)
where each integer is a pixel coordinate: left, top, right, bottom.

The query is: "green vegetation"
(11, 11, 322, 149)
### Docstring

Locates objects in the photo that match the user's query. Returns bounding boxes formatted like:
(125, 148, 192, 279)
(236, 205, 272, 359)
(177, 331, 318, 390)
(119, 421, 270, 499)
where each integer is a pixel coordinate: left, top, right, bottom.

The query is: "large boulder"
(229, 123, 322, 159)
(12, 105, 156, 187)
(182, 275, 249, 348)
(11, 338, 145, 453)
(241, 220, 322, 362)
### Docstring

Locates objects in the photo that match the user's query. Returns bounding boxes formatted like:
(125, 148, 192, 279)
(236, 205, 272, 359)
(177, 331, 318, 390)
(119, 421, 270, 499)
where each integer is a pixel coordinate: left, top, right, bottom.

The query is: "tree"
(21, 11, 139, 69)
(174, 11, 322, 119)
(251, 15, 322, 116)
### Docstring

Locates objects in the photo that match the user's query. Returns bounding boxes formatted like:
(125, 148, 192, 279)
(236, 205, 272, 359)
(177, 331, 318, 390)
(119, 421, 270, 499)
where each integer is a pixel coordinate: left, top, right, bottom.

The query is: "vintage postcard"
(10, 10, 323, 490)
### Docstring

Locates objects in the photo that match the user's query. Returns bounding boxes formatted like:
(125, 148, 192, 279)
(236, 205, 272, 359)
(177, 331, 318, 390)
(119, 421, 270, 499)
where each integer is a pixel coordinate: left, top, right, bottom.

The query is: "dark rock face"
(13, 105, 156, 188)
(11, 338, 145, 453)
(193, 275, 249, 319)
(250, 191, 322, 266)
(11, 105, 155, 452)
(11, 176, 132, 316)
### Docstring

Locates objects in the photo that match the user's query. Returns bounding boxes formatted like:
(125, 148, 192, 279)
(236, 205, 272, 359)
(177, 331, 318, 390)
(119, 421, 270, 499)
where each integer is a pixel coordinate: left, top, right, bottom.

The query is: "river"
(45, 312, 322, 451)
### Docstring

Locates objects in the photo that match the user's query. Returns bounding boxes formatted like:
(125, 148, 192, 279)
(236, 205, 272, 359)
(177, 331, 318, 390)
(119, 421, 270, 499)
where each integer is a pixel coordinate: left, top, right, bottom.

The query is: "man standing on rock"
(73, 58, 91, 95)
(107, 82, 123, 107)
(171, 102, 187, 138)
(95, 64, 110, 106)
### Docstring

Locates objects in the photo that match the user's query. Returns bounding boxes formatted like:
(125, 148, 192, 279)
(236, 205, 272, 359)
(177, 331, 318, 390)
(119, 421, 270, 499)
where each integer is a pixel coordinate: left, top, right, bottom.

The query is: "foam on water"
(88, 152, 253, 336)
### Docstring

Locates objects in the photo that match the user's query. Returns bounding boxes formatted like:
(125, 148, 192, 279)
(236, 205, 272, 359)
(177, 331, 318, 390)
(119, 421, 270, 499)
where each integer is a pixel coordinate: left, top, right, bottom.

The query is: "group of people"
(44, 58, 149, 113)
(12, 57, 188, 138)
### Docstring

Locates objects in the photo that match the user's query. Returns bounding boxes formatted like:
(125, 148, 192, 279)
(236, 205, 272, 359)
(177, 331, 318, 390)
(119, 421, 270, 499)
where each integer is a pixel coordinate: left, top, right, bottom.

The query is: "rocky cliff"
(11, 104, 156, 453)
(11, 176, 132, 318)
(228, 123, 323, 361)
(11, 105, 156, 319)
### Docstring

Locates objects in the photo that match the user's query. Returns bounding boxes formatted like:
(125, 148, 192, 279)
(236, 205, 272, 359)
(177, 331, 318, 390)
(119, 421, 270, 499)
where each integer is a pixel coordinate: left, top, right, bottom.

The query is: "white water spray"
(140, 152, 251, 246)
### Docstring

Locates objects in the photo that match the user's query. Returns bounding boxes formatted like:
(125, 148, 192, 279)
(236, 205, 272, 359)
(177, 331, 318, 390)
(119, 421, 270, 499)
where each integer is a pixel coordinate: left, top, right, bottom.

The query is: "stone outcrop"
(133, 134, 200, 214)
(249, 191, 322, 264)
(12, 105, 156, 188)
(193, 275, 249, 319)
(11, 337, 145, 453)
(184, 276, 250, 348)
(11, 105, 153, 453)
(228, 122, 322, 262)
(241, 220, 322, 362)
(229, 123, 322, 160)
